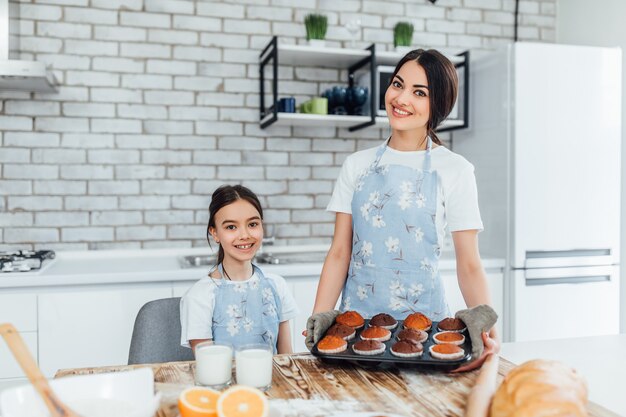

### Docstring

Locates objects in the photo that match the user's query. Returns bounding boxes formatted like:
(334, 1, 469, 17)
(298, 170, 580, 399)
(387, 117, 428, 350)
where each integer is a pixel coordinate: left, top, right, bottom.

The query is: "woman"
(311, 49, 498, 370)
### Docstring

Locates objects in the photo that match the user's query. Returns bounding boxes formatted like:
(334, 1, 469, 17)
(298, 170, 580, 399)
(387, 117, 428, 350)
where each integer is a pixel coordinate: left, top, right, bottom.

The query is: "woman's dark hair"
(390, 48, 458, 145)
(207, 184, 263, 266)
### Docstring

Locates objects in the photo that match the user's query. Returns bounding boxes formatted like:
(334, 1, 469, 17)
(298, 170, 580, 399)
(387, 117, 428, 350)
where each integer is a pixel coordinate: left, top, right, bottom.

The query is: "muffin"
(403, 312, 432, 331)
(316, 335, 348, 354)
(336, 310, 365, 329)
(369, 313, 398, 330)
(433, 331, 465, 346)
(390, 340, 424, 358)
(437, 317, 466, 332)
(396, 328, 428, 343)
(325, 323, 356, 341)
(360, 326, 391, 342)
(429, 344, 465, 360)
(352, 340, 386, 356)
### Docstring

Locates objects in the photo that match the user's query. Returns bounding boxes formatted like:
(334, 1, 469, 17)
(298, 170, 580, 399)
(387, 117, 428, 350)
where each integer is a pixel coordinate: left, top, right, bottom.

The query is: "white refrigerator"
(455, 42, 621, 342)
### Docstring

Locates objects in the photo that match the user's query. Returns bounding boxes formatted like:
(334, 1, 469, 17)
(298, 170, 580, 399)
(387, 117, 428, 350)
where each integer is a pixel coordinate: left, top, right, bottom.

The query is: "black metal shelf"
(259, 36, 469, 133)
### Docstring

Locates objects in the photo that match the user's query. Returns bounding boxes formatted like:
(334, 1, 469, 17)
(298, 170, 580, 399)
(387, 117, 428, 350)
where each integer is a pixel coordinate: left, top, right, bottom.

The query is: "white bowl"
(0, 368, 161, 417)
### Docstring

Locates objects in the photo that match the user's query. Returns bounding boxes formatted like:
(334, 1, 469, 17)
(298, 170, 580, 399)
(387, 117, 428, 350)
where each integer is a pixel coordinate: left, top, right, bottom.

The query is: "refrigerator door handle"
(524, 249, 614, 269)
(524, 265, 614, 286)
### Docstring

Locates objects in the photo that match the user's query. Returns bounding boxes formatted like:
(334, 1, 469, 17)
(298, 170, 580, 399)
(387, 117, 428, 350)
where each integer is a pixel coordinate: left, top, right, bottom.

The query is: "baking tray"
(311, 319, 472, 371)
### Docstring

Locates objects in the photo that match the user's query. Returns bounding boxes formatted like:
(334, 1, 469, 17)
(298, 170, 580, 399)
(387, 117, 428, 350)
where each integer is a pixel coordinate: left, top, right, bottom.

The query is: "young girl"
(180, 185, 298, 354)
(311, 49, 498, 371)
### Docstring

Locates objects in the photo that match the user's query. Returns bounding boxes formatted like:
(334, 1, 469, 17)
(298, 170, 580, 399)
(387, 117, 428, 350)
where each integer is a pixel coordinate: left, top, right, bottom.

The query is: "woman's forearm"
(457, 261, 492, 308)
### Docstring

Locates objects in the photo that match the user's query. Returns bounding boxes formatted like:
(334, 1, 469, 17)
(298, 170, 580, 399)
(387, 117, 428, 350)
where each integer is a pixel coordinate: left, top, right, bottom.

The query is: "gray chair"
(128, 297, 194, 365)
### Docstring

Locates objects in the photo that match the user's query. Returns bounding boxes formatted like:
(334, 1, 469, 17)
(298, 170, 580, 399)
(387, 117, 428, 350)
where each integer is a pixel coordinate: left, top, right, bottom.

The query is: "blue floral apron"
(341, 137, 449, 320)
(211, 264, 282, 353)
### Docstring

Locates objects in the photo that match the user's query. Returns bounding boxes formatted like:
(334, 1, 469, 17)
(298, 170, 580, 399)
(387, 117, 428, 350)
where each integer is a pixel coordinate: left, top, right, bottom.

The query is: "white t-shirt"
(179, 270, 299, 348)
(327, 143, 483, 249)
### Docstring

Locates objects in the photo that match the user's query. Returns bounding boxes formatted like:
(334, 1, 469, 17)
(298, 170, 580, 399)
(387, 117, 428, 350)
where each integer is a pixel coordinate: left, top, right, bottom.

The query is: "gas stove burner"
(0, 250, 56, 273)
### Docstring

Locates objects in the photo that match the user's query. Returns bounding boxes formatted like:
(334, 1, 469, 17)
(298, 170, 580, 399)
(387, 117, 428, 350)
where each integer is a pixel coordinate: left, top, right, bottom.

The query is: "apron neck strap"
(216, 263, 260, 280)
(423, 136, 433, 172)
(374, 136, 433, 171)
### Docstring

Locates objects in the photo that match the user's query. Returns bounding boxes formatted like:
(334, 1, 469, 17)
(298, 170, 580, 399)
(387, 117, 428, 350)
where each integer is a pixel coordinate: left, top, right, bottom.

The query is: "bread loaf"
(490, 359, 588, 417)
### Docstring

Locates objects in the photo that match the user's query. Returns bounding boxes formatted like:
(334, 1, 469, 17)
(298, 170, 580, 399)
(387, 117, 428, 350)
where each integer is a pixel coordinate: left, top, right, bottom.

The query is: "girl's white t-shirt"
(179, 271, 299, 348)
(327, 143, 484, 249)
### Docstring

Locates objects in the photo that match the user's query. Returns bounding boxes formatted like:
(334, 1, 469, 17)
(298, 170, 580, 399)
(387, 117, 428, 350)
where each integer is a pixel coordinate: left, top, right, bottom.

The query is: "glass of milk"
(235, 343, 273, 391)
(194, 342, 233, 389)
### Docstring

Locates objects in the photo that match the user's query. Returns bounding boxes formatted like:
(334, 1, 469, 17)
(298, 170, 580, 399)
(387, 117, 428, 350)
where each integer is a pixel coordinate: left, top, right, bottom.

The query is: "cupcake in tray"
(368, 313, 398, 330)
(325, 323, 356, 341)
(352, 340, 386, 356)
(437, 317, 466, 333)
(335, 310, 365, 329)
(360, 326, 391, 342)
(390, 340, 424, 358)
(396, 328, 428, 344)
(432, 331, 465, 346)
(403, 312, 432, 332)
(429, 344, 465, 360)
(317, 335, 348, 354)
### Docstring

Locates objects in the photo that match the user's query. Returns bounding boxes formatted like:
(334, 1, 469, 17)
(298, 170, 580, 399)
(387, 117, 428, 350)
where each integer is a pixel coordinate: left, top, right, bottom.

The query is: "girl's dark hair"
(207, 184, 263, 266)
(390, 48, 458, 145)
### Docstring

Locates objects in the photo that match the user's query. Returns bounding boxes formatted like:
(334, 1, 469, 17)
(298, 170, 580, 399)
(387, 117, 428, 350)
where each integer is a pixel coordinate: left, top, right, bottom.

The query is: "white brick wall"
(1, 0, 556, 249)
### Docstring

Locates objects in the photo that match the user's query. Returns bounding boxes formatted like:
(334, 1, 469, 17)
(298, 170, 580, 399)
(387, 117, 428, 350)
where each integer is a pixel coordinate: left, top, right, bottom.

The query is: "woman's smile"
(391, 105, 413, 118)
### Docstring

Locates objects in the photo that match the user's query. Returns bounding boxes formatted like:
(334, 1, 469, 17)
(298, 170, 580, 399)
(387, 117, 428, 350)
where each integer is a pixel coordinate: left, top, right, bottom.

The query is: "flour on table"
(270, 396, 365, 417)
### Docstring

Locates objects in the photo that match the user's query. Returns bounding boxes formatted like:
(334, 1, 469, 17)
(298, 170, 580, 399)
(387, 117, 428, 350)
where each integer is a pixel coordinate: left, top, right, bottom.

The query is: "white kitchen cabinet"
(0, 293, 39, 379)
(288, 276, 341, 353)
(290, 277, 319, 353)
(37, 283, 171, 376)
(0, 293, 37, 332)
(441, 268, 504, 338)
(0, 332, 37, 379)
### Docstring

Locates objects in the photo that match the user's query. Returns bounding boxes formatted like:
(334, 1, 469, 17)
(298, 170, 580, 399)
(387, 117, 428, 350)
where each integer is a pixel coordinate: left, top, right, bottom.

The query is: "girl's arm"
(189, 338, 212, 353)
(312, 212, 353, 313)
(451, 229, 500, 372)
(276, 321, 292, 354)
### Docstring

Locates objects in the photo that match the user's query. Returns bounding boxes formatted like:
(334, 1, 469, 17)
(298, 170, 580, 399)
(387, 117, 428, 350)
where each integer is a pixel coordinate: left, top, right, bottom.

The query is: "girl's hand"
(451, 331, 499, 373)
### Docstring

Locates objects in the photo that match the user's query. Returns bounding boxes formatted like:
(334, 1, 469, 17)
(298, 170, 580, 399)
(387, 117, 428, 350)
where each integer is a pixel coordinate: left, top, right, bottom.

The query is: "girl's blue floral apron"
(211, 264, 282, 353)
(341, 137, 449, 320)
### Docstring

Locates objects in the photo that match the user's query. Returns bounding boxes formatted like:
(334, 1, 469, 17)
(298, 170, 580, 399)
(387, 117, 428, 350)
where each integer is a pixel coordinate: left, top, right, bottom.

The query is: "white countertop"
(0, 246, 504, 289)
(501, 334, 626, 415)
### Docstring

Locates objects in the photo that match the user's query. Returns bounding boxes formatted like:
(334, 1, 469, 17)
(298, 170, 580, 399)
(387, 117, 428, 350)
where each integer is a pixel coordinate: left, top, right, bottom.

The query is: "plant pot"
(308, 39, 326, 48)
(394, 45, 412, 54)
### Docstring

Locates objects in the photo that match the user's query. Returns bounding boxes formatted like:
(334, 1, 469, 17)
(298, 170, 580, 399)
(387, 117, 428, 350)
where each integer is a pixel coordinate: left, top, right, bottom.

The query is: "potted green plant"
(393, 21, 414, 53)
(304, 13, 328, 47)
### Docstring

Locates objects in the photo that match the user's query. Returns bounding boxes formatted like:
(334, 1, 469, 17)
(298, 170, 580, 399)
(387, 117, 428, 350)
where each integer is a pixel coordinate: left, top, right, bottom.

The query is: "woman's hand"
(451, 331, 499, 373)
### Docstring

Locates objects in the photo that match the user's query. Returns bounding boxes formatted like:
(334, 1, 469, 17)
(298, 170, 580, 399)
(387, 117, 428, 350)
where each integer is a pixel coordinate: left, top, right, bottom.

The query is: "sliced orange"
(178, 386, 221, 417)
(216, 385, 269, 417)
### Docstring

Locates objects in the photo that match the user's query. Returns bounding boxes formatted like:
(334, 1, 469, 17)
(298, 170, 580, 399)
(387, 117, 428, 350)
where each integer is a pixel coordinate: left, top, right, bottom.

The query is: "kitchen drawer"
(0, 331, 37, 379)
(0, 293, 37, 332)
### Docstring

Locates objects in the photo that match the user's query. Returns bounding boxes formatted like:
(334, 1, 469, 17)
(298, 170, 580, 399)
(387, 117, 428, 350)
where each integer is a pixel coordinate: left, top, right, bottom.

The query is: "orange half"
(216, 385, 269, 417)
(178, 386, 221, 417)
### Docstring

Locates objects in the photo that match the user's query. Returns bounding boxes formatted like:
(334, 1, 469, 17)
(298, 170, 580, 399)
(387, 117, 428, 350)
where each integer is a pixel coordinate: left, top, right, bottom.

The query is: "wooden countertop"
(55, 353, 616, 417)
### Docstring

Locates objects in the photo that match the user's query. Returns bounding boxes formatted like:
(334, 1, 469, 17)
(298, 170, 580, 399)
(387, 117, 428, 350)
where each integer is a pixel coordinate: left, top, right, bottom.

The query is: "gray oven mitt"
(305, 310, 341, 351)
(455, 304, 498, 360)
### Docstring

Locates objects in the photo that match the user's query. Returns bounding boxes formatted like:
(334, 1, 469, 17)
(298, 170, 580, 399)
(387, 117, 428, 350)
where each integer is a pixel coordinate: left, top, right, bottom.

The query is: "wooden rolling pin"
(0, 323, 81, 417)
(464, 353, 500, 417)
